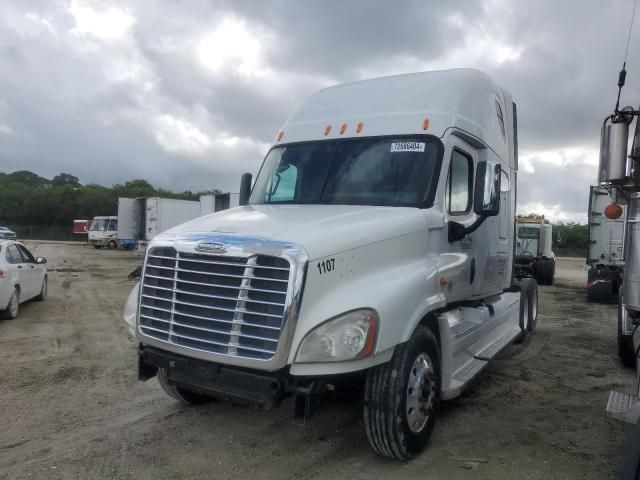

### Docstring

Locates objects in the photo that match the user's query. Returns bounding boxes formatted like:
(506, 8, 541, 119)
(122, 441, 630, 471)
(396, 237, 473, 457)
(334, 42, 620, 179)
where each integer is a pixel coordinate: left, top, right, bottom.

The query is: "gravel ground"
(0, 243, 635, 479)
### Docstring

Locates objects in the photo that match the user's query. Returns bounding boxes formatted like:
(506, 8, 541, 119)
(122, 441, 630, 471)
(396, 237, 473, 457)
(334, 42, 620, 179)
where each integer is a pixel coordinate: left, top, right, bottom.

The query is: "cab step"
(452, 358, 487, 384)
(606, 391, 640, 424)
(474, 329, 520, 361)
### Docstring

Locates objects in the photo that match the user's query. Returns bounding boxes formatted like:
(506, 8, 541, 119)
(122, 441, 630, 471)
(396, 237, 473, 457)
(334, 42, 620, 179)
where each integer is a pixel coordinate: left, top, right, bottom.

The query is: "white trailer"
(586, 185, 626, 303)
(199, 193, 240, 216)
(116, 197, 201, 247)
(123, 69, 538, 460)
(514, 217, 555, 285)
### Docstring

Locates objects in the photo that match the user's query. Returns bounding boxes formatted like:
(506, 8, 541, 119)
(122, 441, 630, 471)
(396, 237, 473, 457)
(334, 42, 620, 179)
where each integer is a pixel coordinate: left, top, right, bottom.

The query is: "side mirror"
(474, 161, 501, 216)
(239, 173, 253, 206)
(36, 257, 47, 264)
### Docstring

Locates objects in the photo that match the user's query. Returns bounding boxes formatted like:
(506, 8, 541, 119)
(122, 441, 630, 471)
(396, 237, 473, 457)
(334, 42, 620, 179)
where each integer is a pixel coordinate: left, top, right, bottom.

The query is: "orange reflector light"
(324, 125, 332, 136)
(339, 123, 347, 134)
(356, 122, 364, 133)
(276, 131, 284, 142)
(423, 118, 430, 130)
(439, 277, 448, 287)
(605, 203, 624, 219)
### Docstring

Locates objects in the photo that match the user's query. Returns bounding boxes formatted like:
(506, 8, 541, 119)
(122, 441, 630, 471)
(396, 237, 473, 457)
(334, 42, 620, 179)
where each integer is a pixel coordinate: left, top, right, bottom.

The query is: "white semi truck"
(123, 69, 539, 460)
(600, 96, 640, 475)
(514, 216, 555, 285)
(586, 185, 626, 303)
(88, 215, 118, 249)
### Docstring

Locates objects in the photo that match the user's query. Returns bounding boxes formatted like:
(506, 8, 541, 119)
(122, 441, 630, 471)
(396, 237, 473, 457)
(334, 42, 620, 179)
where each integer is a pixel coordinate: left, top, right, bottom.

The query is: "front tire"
(0, 288, 19, 320)
(35, 276, 47, 301)
(93, 245, 103, 250)
(107, 240, 117, 249)
(364, 325, 440, 460)
(157, 368, 212, 405)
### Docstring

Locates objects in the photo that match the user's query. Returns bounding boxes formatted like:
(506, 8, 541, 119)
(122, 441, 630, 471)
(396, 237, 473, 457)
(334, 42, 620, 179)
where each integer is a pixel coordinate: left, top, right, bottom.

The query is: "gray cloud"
(0, 0, 638, 220)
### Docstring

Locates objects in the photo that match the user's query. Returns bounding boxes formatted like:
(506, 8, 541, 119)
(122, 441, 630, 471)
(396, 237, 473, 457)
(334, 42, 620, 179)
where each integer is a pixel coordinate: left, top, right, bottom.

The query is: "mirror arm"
(463, 214, 488, 236)
(447, 215, 488, 243)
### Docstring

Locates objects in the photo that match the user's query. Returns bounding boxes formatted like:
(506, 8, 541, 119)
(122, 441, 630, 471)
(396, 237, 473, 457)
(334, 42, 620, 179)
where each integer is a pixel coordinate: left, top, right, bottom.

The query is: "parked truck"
(123, 69, 539, 460)
(600, 96, 640, 475)
(514, 216, 555, 285)
(587, 185, 626, 303)
(117, 197, 201, 248)
(88, 216, 118, 249)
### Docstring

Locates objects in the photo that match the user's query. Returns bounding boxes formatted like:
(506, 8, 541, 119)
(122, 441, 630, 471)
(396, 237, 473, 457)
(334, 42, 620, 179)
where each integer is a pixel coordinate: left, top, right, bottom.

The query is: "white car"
(0, 226, 16, 240)
(0, 240, 47, 319)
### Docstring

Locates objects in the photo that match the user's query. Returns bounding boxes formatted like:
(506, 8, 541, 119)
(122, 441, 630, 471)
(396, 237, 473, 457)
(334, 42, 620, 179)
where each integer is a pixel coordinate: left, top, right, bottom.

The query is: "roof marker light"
(339, 123, 347, 134)
(276, 131, 284, 142)
(356, 122, 364, 133)
(324, 125, 332, 136)
(423, 118, 430, 130)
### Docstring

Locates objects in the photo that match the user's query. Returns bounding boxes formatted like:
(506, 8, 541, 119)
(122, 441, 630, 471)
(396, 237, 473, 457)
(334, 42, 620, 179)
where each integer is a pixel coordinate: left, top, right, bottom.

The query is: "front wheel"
(107, 240, 117, 249)
(364, 325, 440, 460)
(93, 245, 103, 250)
(35, 276, 47, 301)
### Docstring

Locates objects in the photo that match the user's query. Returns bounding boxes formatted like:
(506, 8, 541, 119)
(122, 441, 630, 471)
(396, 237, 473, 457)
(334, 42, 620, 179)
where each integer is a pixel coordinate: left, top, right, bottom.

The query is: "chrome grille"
(139, 246, 291, 360)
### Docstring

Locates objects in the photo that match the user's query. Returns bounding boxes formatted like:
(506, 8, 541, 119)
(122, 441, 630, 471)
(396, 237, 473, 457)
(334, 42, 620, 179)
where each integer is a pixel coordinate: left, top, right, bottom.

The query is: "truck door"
(442, 138, 479, 302)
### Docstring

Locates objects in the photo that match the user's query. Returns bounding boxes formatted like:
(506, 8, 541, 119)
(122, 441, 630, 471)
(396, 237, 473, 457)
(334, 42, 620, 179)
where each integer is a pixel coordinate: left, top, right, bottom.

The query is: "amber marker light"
(324, 125, 332, 136)
(339, 123, 347, 134)
(605, 203, 624, 219)
(356, 122, 364, 133)
(439, 277, 448, 287)
(276, 131, 284, 142)
(423, 118, 430, 130)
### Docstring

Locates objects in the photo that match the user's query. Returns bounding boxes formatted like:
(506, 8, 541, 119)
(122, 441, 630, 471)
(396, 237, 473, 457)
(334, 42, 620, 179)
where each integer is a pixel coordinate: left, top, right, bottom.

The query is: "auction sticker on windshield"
(390, 142, 425, 152)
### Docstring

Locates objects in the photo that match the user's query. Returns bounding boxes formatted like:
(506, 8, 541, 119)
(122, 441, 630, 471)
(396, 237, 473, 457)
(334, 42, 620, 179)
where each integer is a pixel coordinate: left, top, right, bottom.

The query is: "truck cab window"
(108, 219, 118, 232)
(267, 164, 298, 202)
(445, 150, 472, 214)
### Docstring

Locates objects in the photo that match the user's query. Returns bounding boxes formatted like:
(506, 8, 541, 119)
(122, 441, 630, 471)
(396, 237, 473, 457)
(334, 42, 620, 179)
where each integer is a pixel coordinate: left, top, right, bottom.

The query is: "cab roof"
(276, 68, 515, 168)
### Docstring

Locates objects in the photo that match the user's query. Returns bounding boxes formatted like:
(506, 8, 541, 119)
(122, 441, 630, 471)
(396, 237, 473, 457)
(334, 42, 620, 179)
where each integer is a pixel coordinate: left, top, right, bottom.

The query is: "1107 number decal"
(317, 258, 335, 275)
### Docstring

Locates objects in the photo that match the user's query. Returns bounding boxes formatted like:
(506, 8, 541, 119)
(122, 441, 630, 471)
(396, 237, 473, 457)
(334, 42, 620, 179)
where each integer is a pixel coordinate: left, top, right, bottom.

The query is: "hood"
(161, 204, 428, 260)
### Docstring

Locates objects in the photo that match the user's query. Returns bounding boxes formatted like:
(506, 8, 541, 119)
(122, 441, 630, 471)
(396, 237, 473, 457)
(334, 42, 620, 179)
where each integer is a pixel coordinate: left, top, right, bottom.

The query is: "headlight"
(123, 282, 140, 337)
(295, 309, 378, 363)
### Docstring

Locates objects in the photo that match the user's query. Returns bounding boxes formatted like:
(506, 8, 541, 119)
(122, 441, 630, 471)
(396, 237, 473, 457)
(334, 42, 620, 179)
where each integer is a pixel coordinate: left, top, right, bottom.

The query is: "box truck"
(123, 69, 539, 460)
(586, 185, 626, 303)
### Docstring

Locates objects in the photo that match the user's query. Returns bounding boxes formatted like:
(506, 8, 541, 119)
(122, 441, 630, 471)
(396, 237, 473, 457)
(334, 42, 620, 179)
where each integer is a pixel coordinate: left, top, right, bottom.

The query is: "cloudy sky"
(1, 0, 639, 222)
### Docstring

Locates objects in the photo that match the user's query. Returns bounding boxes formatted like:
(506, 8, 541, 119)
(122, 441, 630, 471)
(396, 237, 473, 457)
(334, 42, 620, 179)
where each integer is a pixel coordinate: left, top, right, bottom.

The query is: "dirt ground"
(0, 242, 636, 479)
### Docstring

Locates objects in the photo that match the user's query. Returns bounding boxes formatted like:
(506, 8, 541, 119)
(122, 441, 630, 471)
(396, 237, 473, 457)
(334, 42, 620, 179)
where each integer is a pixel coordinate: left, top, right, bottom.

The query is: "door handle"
(17, 265, 22, 269)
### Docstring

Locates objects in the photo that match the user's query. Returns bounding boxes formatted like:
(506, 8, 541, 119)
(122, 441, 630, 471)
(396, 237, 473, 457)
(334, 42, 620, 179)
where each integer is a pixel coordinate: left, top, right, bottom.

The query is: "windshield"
(90, 219, 109, 231)
(250, 137, 442, 207)
(518, 227, 540, 239)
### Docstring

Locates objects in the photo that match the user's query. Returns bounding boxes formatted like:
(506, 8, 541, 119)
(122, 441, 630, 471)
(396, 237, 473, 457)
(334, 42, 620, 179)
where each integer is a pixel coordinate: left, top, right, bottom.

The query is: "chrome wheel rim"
(9, 292, 18, 317)
(405, 353, 437, 433)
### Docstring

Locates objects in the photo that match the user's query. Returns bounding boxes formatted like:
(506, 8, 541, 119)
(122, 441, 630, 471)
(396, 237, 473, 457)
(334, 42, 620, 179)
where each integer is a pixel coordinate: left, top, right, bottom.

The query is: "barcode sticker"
(390, 142, 425, 152)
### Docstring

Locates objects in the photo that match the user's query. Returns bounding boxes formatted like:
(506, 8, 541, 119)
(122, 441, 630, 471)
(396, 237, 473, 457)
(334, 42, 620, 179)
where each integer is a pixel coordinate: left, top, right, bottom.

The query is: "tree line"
(0, 170, 219, 227)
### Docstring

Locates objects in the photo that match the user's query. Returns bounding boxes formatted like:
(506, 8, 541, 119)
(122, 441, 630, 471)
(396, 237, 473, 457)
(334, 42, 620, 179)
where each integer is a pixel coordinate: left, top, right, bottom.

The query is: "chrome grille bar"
(138, 246, 292, 361)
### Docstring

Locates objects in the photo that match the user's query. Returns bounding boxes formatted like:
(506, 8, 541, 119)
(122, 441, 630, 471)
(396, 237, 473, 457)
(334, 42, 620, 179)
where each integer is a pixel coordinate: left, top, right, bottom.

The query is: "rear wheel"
(516, 279, 534, 342)
(544, 259, 555, 286)
(364, 325, 440, 460)
(0, 288, 19, 320)
(157, 368, 212, 405)
(93, 245, 102, 250)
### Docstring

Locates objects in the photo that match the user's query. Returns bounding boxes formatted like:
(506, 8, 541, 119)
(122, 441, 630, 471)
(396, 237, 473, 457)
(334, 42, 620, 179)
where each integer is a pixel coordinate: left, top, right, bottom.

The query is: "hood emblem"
(196, 240, 227, 254)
